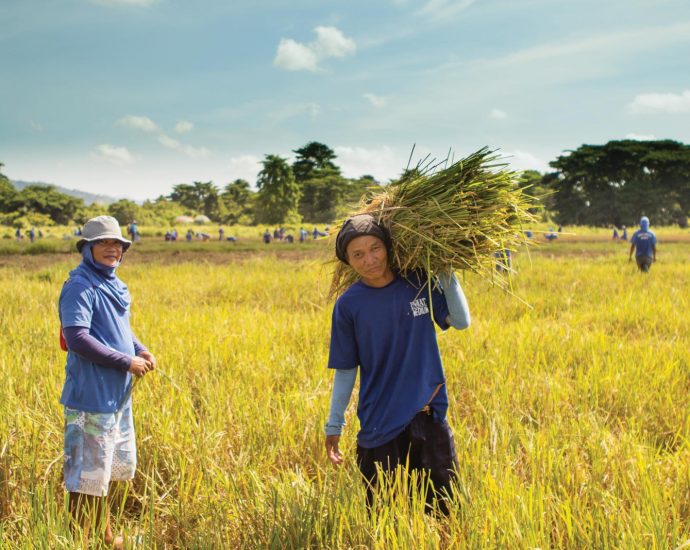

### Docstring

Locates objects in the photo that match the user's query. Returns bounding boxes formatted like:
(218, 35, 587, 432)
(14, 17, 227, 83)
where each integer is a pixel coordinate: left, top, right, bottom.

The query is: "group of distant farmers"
(262, 226, 329, 244)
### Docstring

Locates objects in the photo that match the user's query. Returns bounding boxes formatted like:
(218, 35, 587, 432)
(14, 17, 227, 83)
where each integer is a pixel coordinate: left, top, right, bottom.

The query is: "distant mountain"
(11, 180, 121, 205)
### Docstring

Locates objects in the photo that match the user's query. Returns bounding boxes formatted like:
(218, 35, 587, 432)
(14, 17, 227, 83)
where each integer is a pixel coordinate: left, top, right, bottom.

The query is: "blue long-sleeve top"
(62, 326, 148, 372)
(325, 271, 470, 436)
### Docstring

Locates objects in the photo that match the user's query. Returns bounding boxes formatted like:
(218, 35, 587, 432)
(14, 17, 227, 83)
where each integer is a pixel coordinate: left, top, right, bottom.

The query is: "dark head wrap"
(335, 214, 392, 264)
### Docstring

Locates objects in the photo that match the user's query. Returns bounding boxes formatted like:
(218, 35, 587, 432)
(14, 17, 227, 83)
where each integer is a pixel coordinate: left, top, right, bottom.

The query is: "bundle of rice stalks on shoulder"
(330, 147, 539, 297)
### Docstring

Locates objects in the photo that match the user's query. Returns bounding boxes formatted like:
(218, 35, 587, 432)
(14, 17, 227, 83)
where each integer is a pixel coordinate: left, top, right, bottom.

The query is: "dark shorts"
(356, 411, 459, 514)
(636, 255, 653, 272)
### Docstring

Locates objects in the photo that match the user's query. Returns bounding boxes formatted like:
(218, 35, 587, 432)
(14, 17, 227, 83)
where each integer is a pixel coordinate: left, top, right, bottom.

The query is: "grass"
(0, 229, 689, 548)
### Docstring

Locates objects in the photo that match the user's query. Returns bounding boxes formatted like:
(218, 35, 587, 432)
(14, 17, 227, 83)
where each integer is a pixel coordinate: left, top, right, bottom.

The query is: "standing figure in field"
(324, 214, 471, 515)
(218, 227, 225, 241)
(58, 216, 156, 548)
(186, 228, 194, 242)
(263, 229, 272, 244)
(629, 216, 657, 272)
(494, 248, 512, 274)
(612, 226, 619, 240)
(15, 227, 22, 241)
(621, 225, 628, 241)
(28, 227, 36, 243)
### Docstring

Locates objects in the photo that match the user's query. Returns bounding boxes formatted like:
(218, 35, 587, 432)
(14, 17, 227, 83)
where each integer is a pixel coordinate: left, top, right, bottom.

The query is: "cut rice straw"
(329, 147, 540, 299)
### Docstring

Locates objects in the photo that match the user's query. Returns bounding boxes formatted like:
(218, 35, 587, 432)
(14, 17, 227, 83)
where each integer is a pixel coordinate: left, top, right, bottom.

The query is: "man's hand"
(129, 356, 152, 377)
(138, 350, 157, 371)
(325, 435, 344, 467)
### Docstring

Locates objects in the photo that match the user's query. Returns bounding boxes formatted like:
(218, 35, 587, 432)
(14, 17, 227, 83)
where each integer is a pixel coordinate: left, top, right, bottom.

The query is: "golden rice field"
(1, 231, 689, 548)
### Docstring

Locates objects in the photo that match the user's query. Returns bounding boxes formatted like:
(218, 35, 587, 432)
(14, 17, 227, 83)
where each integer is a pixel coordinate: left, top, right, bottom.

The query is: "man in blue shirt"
(629, 216, 657, 272)
(324, 214, 471, 514)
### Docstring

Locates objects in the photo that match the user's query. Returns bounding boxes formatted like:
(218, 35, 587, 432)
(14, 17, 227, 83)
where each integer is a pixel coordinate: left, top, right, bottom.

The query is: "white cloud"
(334, 145, 402, 182)
(93, 144, 134, 166)
(627, 90, 690, 114)
(175, 120, 194, 134)
(363, 93, 388, 108)
(89, 0, 157, 6)
(625, 133, 657, 140)
(157, 134, 210, 158)
(117, 115, 159, 133)
(501, 150, 550, 173)
(312, 26, 357, 59)
(274, 39, 319, 72)
(489, 108, 507, 119)
(418, 0, 475, 20)
(274, 26, 356, 72)
(29, 120, 44, 132)
(227, 155, 262, 185)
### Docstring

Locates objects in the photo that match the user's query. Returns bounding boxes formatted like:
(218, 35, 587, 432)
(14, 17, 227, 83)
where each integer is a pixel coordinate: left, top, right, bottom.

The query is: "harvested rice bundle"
(330, 147, 538, 297)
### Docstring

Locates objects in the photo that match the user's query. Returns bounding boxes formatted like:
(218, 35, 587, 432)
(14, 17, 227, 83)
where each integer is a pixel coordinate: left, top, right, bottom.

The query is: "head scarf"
(335, 214, 392, 264)
(69, 242, 131, 313)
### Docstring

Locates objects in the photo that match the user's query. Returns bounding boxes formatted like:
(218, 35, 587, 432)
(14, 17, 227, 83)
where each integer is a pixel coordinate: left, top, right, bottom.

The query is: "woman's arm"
(62, 326, 131, 371)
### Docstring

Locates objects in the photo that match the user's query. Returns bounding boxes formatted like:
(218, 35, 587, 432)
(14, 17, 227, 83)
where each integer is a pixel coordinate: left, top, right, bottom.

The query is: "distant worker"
(299, 227, 308, 243)
(545, 227, 558, 242)
(285, 234, 294, 243)
(129, 221, 140, 243)
(186, 229, 193, 242)
(15, 227, 22, 241)
(494, 249, 512, 274)
(263, 229, 272, 245)
(29, 227, 36, 243)
(629, 216, 657, 273)
(218, 227, 225, 241)
(621, 225, 628, 241)
(38, 229, 44, 239)
(612, 226, 619, 240)
(524, 229, 533, 239)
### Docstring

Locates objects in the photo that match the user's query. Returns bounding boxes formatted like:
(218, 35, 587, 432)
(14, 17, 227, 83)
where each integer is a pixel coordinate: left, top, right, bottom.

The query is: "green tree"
(517, 169, 551, 216)
(292, 142, 339, 183)
(0, 163, 16, 211)
(221, 179, 255, 225)
(108, 199, 141, 226)
(169, 181, 224, 220)
(255, 155, 301, 224)
(548, 140, 690, 226)
(7, 184, 84, 225)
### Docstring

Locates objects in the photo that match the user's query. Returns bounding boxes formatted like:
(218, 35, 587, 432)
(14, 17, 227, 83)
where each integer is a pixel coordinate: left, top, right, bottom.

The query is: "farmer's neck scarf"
(70, 242, 131, 313)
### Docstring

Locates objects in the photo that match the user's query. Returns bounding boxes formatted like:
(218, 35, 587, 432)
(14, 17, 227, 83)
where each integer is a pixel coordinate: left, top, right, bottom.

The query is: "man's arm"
(438, 271, 471, 330)
(324, 368, 357, 466)
(629, 242, 635, 261)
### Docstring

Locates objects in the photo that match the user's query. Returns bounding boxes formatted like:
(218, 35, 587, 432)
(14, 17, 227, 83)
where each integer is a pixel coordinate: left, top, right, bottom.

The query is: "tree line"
(1, 139, 689, 228)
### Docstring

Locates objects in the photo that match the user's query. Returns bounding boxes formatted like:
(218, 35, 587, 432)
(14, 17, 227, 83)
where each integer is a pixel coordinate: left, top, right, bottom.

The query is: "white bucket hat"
(76, 216, 132, 252)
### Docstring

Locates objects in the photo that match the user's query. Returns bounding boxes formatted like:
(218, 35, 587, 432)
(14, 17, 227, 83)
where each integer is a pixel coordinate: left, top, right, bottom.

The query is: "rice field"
(1, 231, 689, 548)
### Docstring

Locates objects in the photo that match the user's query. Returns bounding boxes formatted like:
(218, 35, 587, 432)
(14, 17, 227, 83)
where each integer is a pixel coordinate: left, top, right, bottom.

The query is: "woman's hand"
(325, 435, 344, 467)
(129, 356, 152, 377)
(137, 350, 156, 371)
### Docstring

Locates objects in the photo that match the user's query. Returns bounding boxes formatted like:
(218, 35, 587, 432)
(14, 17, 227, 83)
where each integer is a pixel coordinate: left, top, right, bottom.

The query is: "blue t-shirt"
(59, 276, 135, 413)
(631, 229, 656, 258)
(328, 271, 450, 448)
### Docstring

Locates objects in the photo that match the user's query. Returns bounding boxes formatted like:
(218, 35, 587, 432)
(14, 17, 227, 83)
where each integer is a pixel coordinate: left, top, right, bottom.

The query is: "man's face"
(346, 235, 391, 285)
(91, 239, 124, 267)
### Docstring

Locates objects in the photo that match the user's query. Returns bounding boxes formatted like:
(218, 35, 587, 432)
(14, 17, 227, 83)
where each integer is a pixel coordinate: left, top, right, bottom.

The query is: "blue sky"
(2, 0, 689, 200)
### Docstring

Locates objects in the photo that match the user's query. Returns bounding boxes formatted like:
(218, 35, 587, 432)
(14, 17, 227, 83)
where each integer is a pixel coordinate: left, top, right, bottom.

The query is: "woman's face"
(91, 239, 124, 267)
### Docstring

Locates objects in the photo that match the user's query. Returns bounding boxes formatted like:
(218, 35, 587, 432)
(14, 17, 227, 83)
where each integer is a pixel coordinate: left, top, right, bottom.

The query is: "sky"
(1, 0, 689, 201)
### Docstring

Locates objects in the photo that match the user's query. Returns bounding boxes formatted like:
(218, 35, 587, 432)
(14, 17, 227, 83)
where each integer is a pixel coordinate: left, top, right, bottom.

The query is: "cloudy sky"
(1, 0, 689, 200)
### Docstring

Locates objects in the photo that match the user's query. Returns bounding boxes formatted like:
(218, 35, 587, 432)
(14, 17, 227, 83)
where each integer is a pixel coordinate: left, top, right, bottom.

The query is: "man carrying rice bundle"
(324, 214, 471, 515)
(59, 216, 156, 548)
